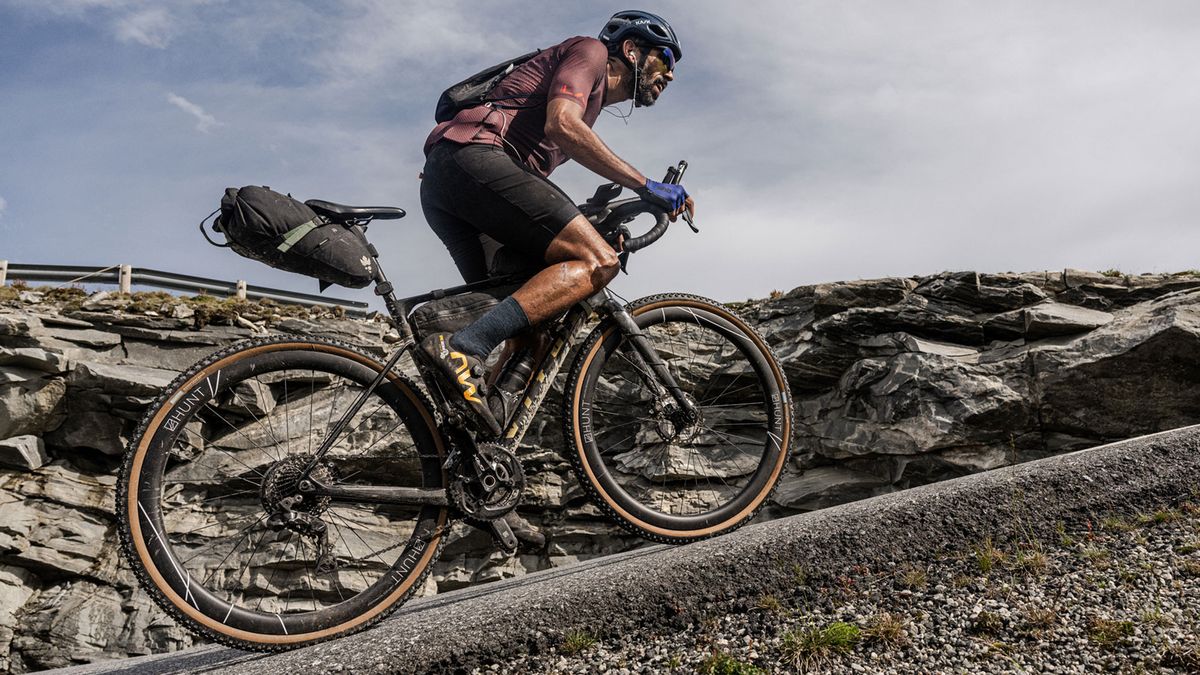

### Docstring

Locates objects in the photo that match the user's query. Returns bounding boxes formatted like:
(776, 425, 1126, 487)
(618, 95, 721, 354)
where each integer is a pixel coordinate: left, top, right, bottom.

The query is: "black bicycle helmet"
(598, 10, 682, 62)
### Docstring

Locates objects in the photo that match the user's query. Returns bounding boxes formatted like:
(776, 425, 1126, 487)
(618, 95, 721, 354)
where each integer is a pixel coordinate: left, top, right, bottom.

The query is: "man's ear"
(621, 38, 640, 66)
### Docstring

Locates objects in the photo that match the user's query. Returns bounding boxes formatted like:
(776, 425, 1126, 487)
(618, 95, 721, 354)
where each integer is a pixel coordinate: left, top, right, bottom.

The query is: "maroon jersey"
(424, 36, 609, 177)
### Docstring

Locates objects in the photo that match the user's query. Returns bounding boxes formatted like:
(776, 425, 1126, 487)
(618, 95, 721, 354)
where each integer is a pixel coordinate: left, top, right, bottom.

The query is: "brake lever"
(665, 161, 699, 233)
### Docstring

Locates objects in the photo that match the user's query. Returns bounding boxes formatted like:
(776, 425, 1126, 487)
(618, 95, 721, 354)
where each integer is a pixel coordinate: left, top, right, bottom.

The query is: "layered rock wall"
(2, 270, 1200, 670)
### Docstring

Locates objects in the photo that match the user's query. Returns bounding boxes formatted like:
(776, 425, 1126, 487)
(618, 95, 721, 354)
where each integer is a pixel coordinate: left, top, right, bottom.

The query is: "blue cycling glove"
(635, 179, 688, 212)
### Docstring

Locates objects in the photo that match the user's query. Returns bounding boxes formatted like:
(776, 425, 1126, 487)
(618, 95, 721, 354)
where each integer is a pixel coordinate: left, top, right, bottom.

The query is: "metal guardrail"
(0, 261, 370, 316)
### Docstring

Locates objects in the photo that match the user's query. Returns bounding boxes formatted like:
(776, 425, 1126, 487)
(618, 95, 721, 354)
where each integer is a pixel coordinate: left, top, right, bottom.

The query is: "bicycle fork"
(600, 294, 700, 422)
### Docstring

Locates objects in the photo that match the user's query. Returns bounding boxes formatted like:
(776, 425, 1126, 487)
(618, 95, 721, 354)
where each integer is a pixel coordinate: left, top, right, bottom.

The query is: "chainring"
(449, 442, 524, 521)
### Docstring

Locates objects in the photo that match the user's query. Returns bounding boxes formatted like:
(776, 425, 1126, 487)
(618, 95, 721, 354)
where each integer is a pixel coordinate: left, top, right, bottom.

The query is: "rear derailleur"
(446, 442, 525, 553)
(266, 495, 339, 574)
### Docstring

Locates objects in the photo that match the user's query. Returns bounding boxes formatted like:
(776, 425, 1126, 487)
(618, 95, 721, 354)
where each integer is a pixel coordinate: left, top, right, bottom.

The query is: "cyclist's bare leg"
(512, 215, 619, 324)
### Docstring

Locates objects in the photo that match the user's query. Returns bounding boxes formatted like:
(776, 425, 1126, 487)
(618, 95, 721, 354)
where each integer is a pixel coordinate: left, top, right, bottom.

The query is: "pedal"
(486, 517, 519, 553)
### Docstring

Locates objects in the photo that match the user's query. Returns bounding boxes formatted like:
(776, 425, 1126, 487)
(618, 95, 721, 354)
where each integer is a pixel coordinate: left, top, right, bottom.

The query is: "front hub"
(652, 393, 703, 443)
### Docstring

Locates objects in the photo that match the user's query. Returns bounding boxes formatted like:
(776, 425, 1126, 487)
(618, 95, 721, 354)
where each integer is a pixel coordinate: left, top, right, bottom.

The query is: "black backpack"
(435, 49, 542, 123)
(202, 186, 376, 290)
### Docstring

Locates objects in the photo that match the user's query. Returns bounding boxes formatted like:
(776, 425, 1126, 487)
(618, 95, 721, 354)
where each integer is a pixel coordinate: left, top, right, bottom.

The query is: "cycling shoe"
(420, 333, 503, 437)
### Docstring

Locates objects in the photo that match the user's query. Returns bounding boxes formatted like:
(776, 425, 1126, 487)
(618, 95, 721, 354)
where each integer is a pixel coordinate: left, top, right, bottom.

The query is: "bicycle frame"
(296, 266, 697, 509)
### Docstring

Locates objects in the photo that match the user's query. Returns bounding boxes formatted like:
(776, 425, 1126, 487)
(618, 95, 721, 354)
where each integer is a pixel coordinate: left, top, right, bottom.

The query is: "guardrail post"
(119, 265, 132, 294)
(0, 260, 7, 286)
(236, 280, 247, 300)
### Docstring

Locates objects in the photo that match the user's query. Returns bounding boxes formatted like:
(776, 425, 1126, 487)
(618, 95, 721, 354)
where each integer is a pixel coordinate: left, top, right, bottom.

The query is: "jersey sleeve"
(548, 37, 608, 109)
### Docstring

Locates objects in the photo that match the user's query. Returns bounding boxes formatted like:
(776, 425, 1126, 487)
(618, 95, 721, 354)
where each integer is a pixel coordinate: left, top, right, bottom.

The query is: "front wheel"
(117, 336, 449, 651)
(564, 294, 792, 544)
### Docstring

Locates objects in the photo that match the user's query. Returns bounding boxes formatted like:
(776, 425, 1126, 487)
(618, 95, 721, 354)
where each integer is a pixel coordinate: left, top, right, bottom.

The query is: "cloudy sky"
(2, 1, 1199, 306)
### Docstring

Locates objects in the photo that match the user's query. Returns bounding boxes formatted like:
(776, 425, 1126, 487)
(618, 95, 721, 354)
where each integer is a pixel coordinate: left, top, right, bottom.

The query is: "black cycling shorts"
(420, 141, 582, 283)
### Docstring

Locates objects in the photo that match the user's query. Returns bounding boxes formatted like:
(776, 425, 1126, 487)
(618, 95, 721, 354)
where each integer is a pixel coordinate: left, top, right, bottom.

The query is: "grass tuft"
(560, 630, 597, 656)
(969, 610, 1004, 636)
(1022, 606, 1058, 633)
(897, 566, 928, 590)
(756, 594, 783, 613)
(781, 621, 861, 670)
(974, 538, 1005, 575)
(1086, 617, 1134, 648)
(699, 651, 765, 675)
(863, 612, 909, 647)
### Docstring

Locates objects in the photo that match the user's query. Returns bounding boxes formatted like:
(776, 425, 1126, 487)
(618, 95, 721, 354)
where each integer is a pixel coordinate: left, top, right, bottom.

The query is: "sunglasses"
(652, 46, 675, 74)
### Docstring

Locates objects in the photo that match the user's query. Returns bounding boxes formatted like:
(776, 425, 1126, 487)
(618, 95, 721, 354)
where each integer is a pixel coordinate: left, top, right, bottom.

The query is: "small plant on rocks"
(1178, 560, 1200, 578)
(756, 594, 783, 613)
(1100, 516, 1135, 533)
(1162, 641, 1200, 671)
(781, 621, 861, 670)
(898, 566, 928, 590)
(1055, 522, 1075, 547)
(1010, 548, 1048, 576)
(1136, 509, 1180, 526)
(560, 629, 598, 656)
(698, 651, 765, 675)
(863, 612, 909, 647)
(1021, 606, 1058, 634)
(791, 564, 807, 586)
(1086, 617, 1134, 648)
(974, 538, 1005, 575)
(1139, 607, 1173, 628)
(1175, 542, 1200, 555)
(969, 610, 1004, 636)
(1079, 546, 1112, 569)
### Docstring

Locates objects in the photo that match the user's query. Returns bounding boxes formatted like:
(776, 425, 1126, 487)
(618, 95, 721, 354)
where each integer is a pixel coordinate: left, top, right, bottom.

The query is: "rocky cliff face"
(1, 270, 1199, 671)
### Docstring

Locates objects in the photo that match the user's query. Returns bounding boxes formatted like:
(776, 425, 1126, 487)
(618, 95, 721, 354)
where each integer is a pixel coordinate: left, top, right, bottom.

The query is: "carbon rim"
(573, 300, 788, 535)
(124, 342, 446, 643)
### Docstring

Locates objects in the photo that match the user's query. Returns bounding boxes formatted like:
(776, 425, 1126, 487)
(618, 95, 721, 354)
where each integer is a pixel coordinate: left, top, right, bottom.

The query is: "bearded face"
(634, 65, 666, 107)
(632, 47, 673, 108)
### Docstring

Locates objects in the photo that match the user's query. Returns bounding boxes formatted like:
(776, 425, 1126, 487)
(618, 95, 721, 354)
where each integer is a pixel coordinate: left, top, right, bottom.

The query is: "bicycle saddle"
(305, 199, 406, 221)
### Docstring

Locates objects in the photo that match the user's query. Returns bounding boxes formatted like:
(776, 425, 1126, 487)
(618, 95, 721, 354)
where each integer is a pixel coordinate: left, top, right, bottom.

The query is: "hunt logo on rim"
(163, 372, 221, 432)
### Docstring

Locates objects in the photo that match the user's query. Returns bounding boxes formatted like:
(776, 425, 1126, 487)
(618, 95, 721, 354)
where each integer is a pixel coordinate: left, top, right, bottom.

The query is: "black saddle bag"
(203, 185, 376, 290)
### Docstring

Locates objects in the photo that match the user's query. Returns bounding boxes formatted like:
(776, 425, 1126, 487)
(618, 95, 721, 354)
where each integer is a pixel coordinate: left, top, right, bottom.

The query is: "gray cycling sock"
(450, 296, 530, 358)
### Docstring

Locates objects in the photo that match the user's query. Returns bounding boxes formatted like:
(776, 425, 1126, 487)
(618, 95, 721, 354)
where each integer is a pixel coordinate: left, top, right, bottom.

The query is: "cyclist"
(419, 10, 695, 436)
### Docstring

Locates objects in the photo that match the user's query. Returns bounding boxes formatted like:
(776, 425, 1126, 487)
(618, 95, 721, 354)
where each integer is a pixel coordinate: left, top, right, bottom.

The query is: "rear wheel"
(117, 337, 448, 651)
(564, 294, 792, 544)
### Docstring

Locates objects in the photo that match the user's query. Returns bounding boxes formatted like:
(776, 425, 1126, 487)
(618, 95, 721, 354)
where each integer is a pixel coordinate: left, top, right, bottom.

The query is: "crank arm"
(303, 475, 449, 507)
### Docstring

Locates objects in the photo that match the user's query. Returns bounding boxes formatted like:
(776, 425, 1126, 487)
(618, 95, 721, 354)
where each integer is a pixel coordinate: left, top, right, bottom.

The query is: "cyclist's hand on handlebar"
(673, 195, 696, 224)
(636, 179, 688, 212)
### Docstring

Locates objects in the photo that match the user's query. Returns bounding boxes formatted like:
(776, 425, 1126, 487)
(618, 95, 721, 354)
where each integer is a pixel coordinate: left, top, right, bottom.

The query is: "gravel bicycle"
(117, 161, 793, 650)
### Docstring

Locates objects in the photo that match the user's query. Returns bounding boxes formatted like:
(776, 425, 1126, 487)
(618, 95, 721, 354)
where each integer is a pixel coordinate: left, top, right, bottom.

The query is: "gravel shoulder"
(49, 426, 1200, 675)
(506, 491, 1200, 674)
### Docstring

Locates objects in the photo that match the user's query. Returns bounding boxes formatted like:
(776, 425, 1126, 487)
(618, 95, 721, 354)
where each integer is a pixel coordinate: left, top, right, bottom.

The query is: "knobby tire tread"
(562, 293, 794, 545)
(116, 335, 448, 652)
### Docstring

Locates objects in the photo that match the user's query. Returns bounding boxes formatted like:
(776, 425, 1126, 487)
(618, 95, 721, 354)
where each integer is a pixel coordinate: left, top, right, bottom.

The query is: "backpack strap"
(276, 218, 322, 252)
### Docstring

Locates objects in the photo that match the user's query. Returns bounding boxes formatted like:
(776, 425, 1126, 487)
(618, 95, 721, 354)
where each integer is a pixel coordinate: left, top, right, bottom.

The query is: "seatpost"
(367, 251, 414, 343)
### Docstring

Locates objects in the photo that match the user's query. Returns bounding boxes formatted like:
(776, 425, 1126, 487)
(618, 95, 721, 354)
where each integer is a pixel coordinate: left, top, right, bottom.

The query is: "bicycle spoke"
(129, 343, 446, 642)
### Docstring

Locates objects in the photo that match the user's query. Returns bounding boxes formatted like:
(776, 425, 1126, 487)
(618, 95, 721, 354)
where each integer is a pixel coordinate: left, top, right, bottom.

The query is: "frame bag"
(408, 292, 500, 339)
(202, 185, 376, 290)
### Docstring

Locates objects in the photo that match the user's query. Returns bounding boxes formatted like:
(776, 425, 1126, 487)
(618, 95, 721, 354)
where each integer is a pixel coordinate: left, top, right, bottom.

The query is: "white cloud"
(166, 93, 220, 133)
(114, 6, 175, 48)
